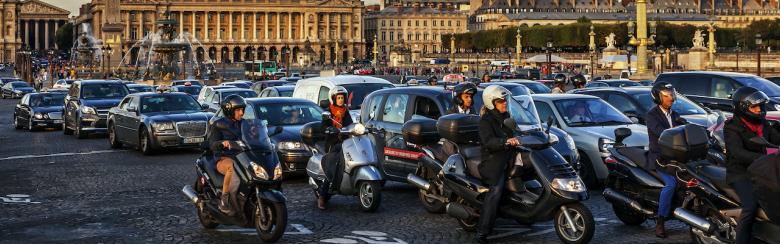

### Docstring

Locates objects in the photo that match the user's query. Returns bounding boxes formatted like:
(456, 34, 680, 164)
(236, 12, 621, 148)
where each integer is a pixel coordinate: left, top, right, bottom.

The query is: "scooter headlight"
(273, 164, 283, 180)
(551, 177, 586, 193)
(250, 162, 269, 180)
(352, 123, 366, 136)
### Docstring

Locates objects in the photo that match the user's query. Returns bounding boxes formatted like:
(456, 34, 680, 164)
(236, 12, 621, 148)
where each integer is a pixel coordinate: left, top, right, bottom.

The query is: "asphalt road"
(0, 97, 693, 244)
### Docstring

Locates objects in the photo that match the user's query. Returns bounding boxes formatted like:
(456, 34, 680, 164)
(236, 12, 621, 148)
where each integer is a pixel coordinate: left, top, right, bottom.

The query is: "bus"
(244, 60, 278, 79)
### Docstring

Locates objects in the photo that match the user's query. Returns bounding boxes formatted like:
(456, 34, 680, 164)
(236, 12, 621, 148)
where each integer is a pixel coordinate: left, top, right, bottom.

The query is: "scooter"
(301, 112, 385, 212)
(181, 119, 287, 243)
(401, 117, 454, 214)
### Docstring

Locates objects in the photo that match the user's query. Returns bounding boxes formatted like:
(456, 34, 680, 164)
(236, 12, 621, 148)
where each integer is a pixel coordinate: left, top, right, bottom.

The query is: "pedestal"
(686, 48, 708, 71)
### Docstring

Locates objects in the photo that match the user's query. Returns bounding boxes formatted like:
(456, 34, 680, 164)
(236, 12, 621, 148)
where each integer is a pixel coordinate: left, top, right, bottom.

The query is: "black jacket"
(446, 105, 478, 115)
(322, 107, 353, 152)
(645, 106, 683, 173)
(724, 117, 780, 183)
(478, 109, 515, 186)
(207, 117, 242, 156)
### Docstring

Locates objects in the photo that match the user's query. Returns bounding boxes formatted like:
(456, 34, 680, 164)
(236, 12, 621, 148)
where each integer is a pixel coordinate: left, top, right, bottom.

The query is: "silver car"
(532, 94, 649, 187)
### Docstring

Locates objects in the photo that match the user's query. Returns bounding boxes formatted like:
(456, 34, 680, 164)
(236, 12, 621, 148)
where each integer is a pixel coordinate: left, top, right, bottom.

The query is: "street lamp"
(756, 34, 762, 77)
(106, 44, 113, 78)
(588, 25, 596, 79)
(659, 47, 665, 74)
(546, 40, 553, 76)
(222, 49, 227, 79)
(736, 41, 741, 71)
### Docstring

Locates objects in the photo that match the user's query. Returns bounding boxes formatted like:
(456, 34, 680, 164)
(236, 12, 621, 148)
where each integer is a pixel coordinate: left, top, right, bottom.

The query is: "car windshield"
(12, 82, 30, 88)
(609, 81, 640, 87)
(253, 102, 323, 126)
(175, 86, 202, 95)
(128, 86, 153, 93)
(81, 83, 129, 99)
(632, 93, 707, 115)
(221, 90, 257, 99)
(342, 83, 395, 110)
(30, 94, 65, 107)
(554, 98, 633, 127)
(509, 94, 542, 131)
(225, 83, 251, 89)
(734, 77, 780, 97)
(141, 94, 202, 113)
(523, 83, 551, 93)
(241, 119, 273, 152)
(278, 90, 293, 97)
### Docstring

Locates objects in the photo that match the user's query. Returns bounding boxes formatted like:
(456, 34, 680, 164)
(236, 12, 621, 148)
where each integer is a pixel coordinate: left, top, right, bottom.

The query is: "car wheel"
(108, 123, 122, 149)
(75, 119, 87, 139)
(139, 128, 155, 155)
(577, 151, 599, 189)
(13, 115, 22, 129)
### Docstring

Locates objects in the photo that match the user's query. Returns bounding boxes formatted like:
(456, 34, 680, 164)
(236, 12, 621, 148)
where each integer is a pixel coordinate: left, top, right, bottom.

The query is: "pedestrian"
(481, 73, 490, 83)
(725, 87, 780, 244)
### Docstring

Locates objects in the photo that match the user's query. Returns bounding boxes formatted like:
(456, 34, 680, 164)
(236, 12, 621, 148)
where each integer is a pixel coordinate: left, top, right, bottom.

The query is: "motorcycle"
(401, 117, 454, 214)
(301, 112, 385, 212)
(406, 97, 595, 244)
(673, 135, 780, 244)
(181, 119, 288, 243)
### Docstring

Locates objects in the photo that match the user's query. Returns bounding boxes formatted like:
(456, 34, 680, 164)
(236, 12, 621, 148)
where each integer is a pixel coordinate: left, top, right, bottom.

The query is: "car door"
(16, 95, 30, 125)
(64, 83, 80, 128)
(707, 76, 740, 112)
(113, 97, 132, 142)
(376, 93, 411, 180)
(666, 74, 713, 110)
(125, 97, 142, 145)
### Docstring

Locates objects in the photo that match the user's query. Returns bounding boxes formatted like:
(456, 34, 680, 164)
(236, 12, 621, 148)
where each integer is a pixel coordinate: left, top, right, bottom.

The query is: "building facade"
(77, 0, 365, 66)
(380, 0, 472, 11)
(365, 6, 468, 62)
(0, 0, 69, 63)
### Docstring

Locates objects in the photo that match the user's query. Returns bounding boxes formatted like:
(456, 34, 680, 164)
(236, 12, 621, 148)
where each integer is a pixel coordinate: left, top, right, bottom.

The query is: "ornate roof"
(19, 0, 70, 19)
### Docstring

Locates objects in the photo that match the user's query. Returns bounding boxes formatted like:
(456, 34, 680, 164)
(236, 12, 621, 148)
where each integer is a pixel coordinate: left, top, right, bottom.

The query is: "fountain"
(70, 23, 103, 78)
(115, 9, 217, 85)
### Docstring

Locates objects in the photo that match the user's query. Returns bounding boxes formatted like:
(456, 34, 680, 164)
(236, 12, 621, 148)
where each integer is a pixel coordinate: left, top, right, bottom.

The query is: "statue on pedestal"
(603, 33, 618, 52)
(691, 30, 706, 51)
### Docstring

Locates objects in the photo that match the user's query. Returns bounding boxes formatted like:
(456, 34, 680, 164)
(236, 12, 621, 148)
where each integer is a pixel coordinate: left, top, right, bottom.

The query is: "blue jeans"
(657, 170, 677, 219)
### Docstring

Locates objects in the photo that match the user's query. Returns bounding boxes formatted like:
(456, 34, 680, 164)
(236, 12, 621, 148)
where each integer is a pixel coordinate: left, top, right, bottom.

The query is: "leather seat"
(697, 165, 741, 203)
(616, 147, 648, 168)
(460, 145, 482, 179)
(202, 155, 225, 190)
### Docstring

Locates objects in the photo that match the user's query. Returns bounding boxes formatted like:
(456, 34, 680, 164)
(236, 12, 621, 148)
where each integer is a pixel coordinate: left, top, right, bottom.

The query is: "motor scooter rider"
(724, 87, 780, 244)
(317, 86, 354, 210)
(446, 82, 478, 115)
(645, 82, 685, 238)
(551, 74, 566, 94)
(207, 95, 247, 214)
(571, 74, 587, 89)
(475, 85, 520, 243)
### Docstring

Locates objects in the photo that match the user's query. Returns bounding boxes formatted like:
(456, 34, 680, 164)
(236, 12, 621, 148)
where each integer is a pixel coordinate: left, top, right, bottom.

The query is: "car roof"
(298, 75, 392, 86)
(75, 79, 124, 85)
(598, 79, 635, 83)
(214, 88, 254, 93)
(130, 91, 192, 98)
(499, 79, 539, 83)
(273, 85, 295, 91)
(126, 83, 151, 87)
(245, 97, 315, 104)
(171, 84, 202, 87)
(209, 85, 236, 90)
(572, 86, 650, 94)
(369, 86, 452, 97)
(659, 71, 757, 78)
(531, 93, 599, 101)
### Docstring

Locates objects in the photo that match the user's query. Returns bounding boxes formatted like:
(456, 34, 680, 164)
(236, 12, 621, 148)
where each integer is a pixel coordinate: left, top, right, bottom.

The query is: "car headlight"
(565, 134, 576, 150)
(14, 90, 22, 94)
(34, 112, 44, 119)
(352, 123, 366, 135)
(250, 162, 269, 180)
(81, 106, 97, 114)
(278, 141, 303, 150)
(151, 122, 174, 131)
(774, 103, 780, 111)
(598, 138, 615, 153)
(551, 177, 586, 193)
(273, 163, 283, 180)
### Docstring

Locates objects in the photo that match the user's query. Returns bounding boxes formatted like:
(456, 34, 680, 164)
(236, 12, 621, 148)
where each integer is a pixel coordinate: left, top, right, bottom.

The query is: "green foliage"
(55, 23, 73, 52)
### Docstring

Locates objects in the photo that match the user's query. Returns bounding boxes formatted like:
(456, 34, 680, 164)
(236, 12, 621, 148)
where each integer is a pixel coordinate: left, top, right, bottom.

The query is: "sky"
(41, 0, 380, 17)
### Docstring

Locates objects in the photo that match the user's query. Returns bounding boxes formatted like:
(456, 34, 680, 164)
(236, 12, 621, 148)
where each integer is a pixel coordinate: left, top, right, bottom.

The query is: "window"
(423, 20, 427, 26)
(381, 31, 386, 41)
(407, 20, 411, 26)
(317, 86, 330, 104)
(381, 20, 385, 27)
(127, 97, 139, 111)
(382, 94, 408, 123)
(534, 101, 556, 124)
(389, 31, 394, 41)
(433, 20, 437, 26)
(710, 77, 738, 99)
(390, 20, 393, 27)
(365, 94, 384, 120)
(243, 104, 256, 120)
(118, 97, 132, 110)
(448, 20, 452, 26)
(457, 21, 461, 26)
(667, 75, 708, 96)
(606, 93, 639, 114)
(553, 98, 633, 126)
(415, 20, 419, 26)
(412, 97, 441, 119)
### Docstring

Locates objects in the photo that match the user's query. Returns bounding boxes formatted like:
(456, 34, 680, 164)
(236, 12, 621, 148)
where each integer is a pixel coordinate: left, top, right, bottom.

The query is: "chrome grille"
(48, 112, 62, 120)
(175, 121, 207, 138)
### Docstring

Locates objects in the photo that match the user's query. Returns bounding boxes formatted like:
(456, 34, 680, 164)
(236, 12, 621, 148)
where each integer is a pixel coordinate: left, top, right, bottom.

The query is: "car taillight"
(200, 176, 205, 185)
(686, 178, 699, 188)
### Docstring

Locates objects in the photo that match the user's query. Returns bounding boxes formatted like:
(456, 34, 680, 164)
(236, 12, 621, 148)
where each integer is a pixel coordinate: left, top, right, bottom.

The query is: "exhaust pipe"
(446, 202, 476, 220)
(674, 208, 714, 233)
(602, 188, 654, 215)
(406, 174, 431, 192)
(182, 185, 200, 205)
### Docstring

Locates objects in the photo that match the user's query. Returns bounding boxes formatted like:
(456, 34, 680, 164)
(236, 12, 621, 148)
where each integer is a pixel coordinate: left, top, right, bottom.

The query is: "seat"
(697, 165, 741, 203)
(616, 147, 648, 168)
(314, 141, 327, 154)
(202, 154, 225, 190)
(460, 145, 482, 179)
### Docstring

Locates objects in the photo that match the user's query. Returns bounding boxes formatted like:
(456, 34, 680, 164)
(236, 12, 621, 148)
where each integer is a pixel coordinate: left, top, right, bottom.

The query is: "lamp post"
(106, 44, 113, 78)
(373, 34, 378, 67)
(756, 34, 762, 77)
(659, 48, 665, 74)
(588, 25, 596, 79)
(47, 49, 54, 88)
(735, 41, 741, 71)
(707, 22, 717, 70)
(627, 4, 657, 79)
(222, 49, 227, 79)
(516, 29, 523, 68)
(546, 40, 553, 76)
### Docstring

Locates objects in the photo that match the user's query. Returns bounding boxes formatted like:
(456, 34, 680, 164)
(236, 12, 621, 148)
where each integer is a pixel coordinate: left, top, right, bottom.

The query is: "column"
(253, 12, 257, 40)
(288, 12, 292, 40)
(191, 12, 196, 38)
(54, 21, 60, 49)
(141, 11, 146, 37)
(44, 20, 49, 49)
(337, 14, 341, 40)
(276, 12, 281, 40)
(24, 21, 29, 49)
(179, 11, 183, 36)
(126, 12, 131, 40)
(325, 14, 330, 40)
(240, 12, 245, 41)
(264, 12, 269, 40)
(34, 20, 39, 50)
(217, 12, 221, 40)
(300, 12, 306, 39)
(228, 12, 233, 41)
(204, 11, 209, 41)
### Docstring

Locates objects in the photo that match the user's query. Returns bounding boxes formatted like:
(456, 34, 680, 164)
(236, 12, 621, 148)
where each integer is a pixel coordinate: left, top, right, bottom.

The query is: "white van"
(293, 75, 394, 119)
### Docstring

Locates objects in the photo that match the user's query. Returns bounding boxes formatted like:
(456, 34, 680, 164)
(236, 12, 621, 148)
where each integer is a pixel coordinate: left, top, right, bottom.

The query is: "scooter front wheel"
(358, 181, 381, 212)
(554, 203, 595, 244)
(255, 199, 288, 242)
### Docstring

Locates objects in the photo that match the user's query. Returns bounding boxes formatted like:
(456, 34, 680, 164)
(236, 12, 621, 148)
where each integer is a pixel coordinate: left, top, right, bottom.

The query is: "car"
(0, 77, 23, 87)
(170, 84, 202, 100)
(571, 87, 719, 127)
(280, 76, 302, 83)
(656, 71, 780, 112)
(638, 80, 654, 86)
(126, 84, 155, 94)
(532, 94, 649, 187)
(293, 75, 394, 119)
(44, 88, 69, 93)
(766, 76, 780, 86)
(2, 81, 35, 99)
(584, 82, 609, 88)
(63, 80, 130, 139)
(220, 81, 252, 89)
(250, 80, 289, 94)
(586, 79, 641, 88)
(52, 79, 75, 90)
(490, 79, 552, 94)
(196, 85, 236, 104)
(401, 75, 424, 84)
(170, 79, 203, 87)
(202, 88, 257, 112)
(272, 72, 286, 79)
(360, 86, 579, 183)
(13, 92, 67, 131)
(212, 97, 322, 174)
(258, 85, 294, 98)
(107, 91, 213, 154)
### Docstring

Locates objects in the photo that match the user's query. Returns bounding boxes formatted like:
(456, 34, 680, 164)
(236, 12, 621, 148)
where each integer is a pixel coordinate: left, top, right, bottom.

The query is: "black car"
(63, 80, 130, 139)
(107, 92, 213, 154)
(584, 79, 640, 88)
(0, 77, 23, 87)
(170, 84, 202, 100)
(212, 97, 322, 174)
(203, 88, 257, 112)
(258, 85, 294, 98)
(250, 80, 289, 94)
(488, 79, 552, 94)
(359, 86, 579, 182)
(2, 81, 35, 99)
(126, 84, 154, 94)
(13, 92, 66, 131)
(571, 87, 718, 127)
(766, 76, 780, 86)
(656, 71, 780, 112)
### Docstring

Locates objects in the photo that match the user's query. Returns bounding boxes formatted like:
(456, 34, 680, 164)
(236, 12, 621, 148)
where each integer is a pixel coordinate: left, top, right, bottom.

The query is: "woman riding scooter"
(317, 86, 353, 210)
(475, 85, 520, 243)
(724, 87, 780, 244)
(207, 95, 247, 214)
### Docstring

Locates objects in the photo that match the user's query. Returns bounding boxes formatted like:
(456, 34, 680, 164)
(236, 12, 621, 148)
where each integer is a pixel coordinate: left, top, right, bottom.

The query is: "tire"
(75, 120, 87, 139)
(554, 203, 595, 244)
(611, 204, 646, 226)
(139, 128, 155, 155)
(108, 123, 122, 149)
(417, 170, 446, 213)
(63, 121, 73, 135)
(13, 116, 22, 129)
(358, 181, 381, 212)
(577, 151, 600, 189)
(255, 199, 287, 243)
(195, 176, 218, 229)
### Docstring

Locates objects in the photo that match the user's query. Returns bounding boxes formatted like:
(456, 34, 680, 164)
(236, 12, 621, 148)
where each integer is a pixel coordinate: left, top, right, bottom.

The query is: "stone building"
(0, 0, 69, 63)
(76, 0, 366, 66)
(365, 5, 468, 62)
(380, 0, 472, 11)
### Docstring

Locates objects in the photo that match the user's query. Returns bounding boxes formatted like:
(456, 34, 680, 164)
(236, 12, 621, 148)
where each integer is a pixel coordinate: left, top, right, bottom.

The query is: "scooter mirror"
(503, 118, 517, 131)
(614, 127, 632, 146)
(545, 116, 554, 134)
(271, 126, 283, 136)
(322, 111, 332, 120)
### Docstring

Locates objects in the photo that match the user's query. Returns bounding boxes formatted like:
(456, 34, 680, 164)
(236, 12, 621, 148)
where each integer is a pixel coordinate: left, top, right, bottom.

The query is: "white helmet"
(329, 86, 349, 106)
(482, 85, 511, 110)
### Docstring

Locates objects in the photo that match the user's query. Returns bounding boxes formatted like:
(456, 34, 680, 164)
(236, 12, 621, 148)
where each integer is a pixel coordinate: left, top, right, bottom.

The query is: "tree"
(577, 16, 591, 24)
(55, 23, 73, 53)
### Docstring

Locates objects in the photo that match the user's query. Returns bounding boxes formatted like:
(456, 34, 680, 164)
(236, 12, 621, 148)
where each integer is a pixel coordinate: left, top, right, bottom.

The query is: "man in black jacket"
(475, 85, 518, 243)
(645, 82, 684, 238)
(724, 87, 780, 244)
(446, 82, 478, 115)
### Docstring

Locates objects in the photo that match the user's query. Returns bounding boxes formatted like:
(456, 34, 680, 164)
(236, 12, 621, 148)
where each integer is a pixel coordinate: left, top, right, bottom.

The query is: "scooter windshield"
(509, 94, 542, 132)
(241, 119, 274, 152)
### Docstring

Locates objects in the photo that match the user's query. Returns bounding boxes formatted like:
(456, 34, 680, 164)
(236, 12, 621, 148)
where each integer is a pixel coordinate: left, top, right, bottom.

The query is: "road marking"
(217, 223, 313, 235)
(321, 231, 407, 244)
(1, 194, 41, 204)
(0, 150, 127, 161)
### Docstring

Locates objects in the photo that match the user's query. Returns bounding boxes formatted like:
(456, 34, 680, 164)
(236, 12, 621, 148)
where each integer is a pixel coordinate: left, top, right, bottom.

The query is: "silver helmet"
(482, 85, 511, 110)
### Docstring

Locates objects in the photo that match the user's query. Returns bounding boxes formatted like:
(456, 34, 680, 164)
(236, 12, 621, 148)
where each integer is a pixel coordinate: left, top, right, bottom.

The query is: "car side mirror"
(322, 111, 332, 121)
(614, 127, 632, 146)
(127, 107, 138, 114)
(503, 118, 517, 130)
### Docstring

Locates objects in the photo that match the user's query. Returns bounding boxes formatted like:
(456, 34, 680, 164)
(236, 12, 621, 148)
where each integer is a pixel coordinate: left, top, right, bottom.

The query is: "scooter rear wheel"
(195, 178, 219, 229)
(554, 203, 595, 244)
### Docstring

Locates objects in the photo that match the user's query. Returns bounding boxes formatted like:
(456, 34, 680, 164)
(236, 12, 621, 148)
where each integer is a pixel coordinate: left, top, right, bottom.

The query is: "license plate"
(52, 120, 62, 123)
(184, 137, 204, 144)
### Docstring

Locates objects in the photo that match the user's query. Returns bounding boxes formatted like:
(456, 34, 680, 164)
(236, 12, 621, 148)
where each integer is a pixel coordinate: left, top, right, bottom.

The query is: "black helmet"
(571, 74, 586, 86)
(651, 81, 677, 105)
(554, 74, 566, 84)
(732, 86, 769, 123)
(452, 82, 477, 106)
(221, 94, 247, 119)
